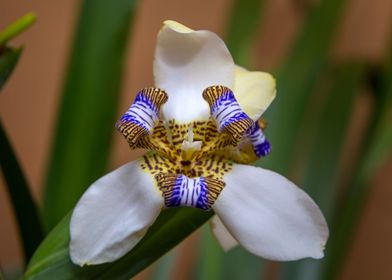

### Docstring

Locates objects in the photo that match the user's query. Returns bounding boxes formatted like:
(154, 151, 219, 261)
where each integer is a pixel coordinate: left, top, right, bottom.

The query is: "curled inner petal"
(246, 122, 271, 157)
(116, 87, 168, 147)
(155, 173, 225, 211)
(203, 86, 253, 146)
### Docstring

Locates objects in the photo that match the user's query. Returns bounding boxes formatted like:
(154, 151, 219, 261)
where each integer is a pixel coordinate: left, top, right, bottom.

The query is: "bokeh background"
(1, 0, 392, 279)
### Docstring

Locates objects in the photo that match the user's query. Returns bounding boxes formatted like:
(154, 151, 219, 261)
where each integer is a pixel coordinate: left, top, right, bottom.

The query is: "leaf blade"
(24, 209, 212, 279)
(261, 0, 348, 173)
(43, 0, 138, 230)
(0, 120, 44, 262)
(0, 47, 22, 89)
(324, 39, 392, 280)
(281, 62, 366, 280)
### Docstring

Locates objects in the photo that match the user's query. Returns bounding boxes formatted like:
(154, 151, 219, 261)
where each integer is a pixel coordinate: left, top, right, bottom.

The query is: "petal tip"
(258, 71, 277, 99)
(162, 20, 193, 33)
(311, 247, 325, 260)
(233, 68, 277, 120)
(69, 246, 89, 267)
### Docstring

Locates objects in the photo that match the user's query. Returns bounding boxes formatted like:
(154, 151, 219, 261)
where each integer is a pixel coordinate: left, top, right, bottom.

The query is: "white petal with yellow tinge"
(234, 65, 276, 121)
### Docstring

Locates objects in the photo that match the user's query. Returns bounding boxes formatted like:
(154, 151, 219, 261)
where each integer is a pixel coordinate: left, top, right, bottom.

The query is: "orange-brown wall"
(1, 0, 392, 279)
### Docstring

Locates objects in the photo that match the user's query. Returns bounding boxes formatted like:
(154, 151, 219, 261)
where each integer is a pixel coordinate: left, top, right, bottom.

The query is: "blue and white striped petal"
(203, 85, 253, 145)
(116, 88, 167, 148)
(246, 121, 271, 157)
(155, 173, 225, 211)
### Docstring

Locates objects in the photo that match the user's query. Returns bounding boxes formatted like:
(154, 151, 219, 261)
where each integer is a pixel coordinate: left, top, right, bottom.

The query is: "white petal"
(70, 160, 163, 265)
(234, 66, 276, 121)
(210, 215, 238, 252)
(213, 164, 328, 261)
(154, 20, 235, 123)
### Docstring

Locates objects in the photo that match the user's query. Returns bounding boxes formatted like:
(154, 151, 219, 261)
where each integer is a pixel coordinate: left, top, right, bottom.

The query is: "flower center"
(116, 86, 270, 210)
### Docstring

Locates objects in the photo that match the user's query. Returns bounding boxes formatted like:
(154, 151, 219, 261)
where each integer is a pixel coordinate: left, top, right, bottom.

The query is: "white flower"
(69, 20, 328, 266)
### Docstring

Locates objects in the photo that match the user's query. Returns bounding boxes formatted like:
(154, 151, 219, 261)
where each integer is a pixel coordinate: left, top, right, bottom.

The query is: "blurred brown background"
(1, 0, 392, 279)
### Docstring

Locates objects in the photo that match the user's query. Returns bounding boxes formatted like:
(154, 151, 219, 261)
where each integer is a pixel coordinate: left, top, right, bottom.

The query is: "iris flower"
(69, 20, 328, 266)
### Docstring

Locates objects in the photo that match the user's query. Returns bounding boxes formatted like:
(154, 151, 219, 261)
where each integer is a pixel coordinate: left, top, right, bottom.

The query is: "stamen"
(247, 122, 271, 157)
(155, 173, 225, 211)
(116, 88, 168, 148)
(181, 125, 202, 161)
(203, 86, 253, 145)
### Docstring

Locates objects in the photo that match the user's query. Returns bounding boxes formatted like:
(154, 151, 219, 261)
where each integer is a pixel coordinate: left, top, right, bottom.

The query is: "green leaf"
(324, 40, 392, 280)
(0, 12, 36, 46)
(24, 209, 212, 279)
(225, 0, 265, 65)
(196, 226, 225, 280)
(0, 47, 22, 89)
(261, 0, 348, 174)
(43, 0, 138, 230)
(0, 120, 44, 263)
(151, 249, 176, 280)
(281, 63, 366, 280)
(195, 225, 265, 280)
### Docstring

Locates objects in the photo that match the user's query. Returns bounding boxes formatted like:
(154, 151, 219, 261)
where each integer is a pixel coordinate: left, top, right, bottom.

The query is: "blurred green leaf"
(196, 225, 265, 280)
(0, 120, 44, 263)
(0, 47, 22, 90)
(225, 0, 265, 65)
(0, 16, 42, 263)
(0, 12, 36, 46)
(324, 40, 392, 280)
(151, 249, 176, 280)
(262, 0, 348, 174)
(196, 226, 224, 280)
(24, 209, 212, 279)
(43, 0, 138, 230)
(281, 63, 366, 280)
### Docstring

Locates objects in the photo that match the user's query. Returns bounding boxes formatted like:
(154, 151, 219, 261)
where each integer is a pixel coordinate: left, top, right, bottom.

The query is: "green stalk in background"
(150, 250, 177, 280)
(225, 0, 265, 66)
(196, 226, 225, 280)
(262, 0, 348, 174)
(0, 12, 36, 89)
(43, 0, 138, 230)
(0, 47, 22, 89)
(0, 12, 42, 263)
(281, 63, 366, 280)
(0, 121, 44, 263)
(324, 36, 392, 280)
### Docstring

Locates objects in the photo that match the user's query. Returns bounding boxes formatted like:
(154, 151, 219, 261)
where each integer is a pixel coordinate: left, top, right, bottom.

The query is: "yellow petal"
(234, 66, 276, 121)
